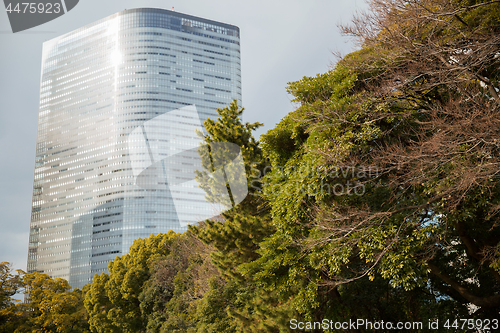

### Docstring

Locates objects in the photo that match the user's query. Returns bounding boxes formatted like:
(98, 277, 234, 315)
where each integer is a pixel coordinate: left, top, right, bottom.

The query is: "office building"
(28, 8, 241, 289)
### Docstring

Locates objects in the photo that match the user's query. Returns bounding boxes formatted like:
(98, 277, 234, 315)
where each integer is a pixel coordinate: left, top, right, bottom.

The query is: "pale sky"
(0, 0, 367, 273)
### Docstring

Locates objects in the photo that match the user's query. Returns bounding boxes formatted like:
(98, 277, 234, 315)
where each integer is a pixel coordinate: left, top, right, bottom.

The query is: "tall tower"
(28, 8, 241, 289)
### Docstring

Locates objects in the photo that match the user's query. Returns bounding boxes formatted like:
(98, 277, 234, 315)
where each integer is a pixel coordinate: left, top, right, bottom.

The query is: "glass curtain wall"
(28, 8, 241, 289)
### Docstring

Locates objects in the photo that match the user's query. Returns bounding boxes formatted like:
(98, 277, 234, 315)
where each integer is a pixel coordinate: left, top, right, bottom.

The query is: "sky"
(0, 0, 367, 273)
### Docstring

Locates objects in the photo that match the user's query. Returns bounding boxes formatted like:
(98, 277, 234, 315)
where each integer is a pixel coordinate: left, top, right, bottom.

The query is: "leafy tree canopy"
(241, 0, 500, 327)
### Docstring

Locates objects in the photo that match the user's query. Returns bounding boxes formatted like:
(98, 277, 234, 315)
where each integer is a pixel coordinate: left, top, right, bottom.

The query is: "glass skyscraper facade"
(28, 8, 241, 289)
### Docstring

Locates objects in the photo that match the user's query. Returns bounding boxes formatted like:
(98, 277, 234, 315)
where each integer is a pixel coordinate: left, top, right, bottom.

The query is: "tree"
(190, 101, 296, 332)
(138, 231, 226, 333)
(0, 262, 24, 333)
(240, 0, 500, 327)
(84, 231, 177, 333)
(192, 101, 272, 276)
(2, 263, 89, 333)
(0, 262, 24, 310)
(333, 0, 500, 310)
(17, 273, 89, 333)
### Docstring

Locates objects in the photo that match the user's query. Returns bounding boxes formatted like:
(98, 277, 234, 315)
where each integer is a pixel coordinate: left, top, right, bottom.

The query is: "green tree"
(15, 272, 89, 333)
(239, 0, 500, 329)
(0, 262, 24, 333)
(0, 262, 24, 310)
(330, 0, 500, 312)
(2, 263, 89, 333)
(192, 101, 273, 277)
(194, 277, 238, 333)
(190, 101, 299, 332)
(84, 231, 177, 333)
(138, 231, 220, 333)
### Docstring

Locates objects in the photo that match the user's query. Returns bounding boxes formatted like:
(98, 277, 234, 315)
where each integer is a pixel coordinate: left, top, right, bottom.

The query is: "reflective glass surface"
(28, 8, 241, 289)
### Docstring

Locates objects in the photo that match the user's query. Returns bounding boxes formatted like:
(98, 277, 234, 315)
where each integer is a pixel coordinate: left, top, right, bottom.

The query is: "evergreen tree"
(190, 101, 295, 332)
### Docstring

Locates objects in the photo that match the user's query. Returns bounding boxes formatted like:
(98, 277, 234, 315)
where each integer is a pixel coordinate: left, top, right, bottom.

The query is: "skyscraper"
(28, 8, 241, 289)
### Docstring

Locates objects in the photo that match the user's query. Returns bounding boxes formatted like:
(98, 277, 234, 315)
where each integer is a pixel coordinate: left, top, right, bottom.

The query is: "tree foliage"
(190, 101, 297, 332)
(138, 231, 235, 333)
(0, 262, 24, 333)
(0, 263, 89, 333)
(19, 273, 89, 333)
(84, 231, 177, 332)
(239, 0, 500, 329)
(0, 262, 24, 310)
